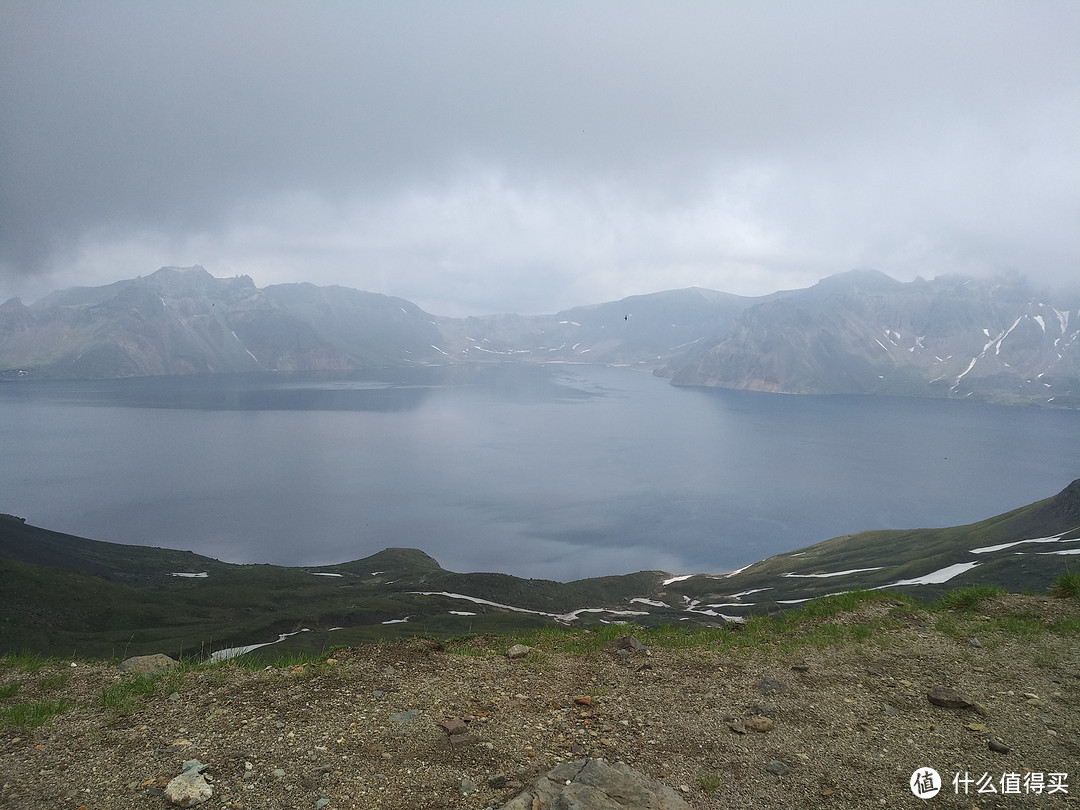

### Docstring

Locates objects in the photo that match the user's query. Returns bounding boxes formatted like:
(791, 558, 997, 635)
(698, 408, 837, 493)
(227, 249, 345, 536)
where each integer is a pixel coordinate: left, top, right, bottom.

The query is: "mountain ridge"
(3, 266, 1079, 406)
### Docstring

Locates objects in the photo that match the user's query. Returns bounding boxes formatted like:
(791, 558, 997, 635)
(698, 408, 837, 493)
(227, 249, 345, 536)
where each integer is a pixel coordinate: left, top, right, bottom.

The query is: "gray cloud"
(2, 0, 1078, 312)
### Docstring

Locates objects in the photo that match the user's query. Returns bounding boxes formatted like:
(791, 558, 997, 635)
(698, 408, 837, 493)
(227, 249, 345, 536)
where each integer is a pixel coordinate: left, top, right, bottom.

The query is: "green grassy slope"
(3, 479, 1078, 661)
(664, 479, 1080, 609)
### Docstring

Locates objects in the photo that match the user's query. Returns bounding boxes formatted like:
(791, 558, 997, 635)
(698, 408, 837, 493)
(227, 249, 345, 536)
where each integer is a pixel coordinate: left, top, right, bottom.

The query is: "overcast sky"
(2, 1, 1078, 315)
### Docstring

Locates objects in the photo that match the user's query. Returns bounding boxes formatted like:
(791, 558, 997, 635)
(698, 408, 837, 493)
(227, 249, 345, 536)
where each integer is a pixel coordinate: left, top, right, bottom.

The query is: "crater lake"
(3, 364, 1079, 581)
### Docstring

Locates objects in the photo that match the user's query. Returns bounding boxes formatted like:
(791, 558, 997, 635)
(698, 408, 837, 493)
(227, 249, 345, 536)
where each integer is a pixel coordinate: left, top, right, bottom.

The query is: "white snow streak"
(211, 629, 310, 662)
(630, 597, 670, 608)
(409, 591, 646, 623)
(781, 567, 883, 579)
(969, 529, 1078, 554)
(662, 574, 694, 585)
(876, 562, 979, 588)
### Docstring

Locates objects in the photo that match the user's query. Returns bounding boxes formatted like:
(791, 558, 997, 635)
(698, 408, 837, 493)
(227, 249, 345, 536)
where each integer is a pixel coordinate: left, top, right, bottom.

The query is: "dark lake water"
(3, 364, 1079, 581)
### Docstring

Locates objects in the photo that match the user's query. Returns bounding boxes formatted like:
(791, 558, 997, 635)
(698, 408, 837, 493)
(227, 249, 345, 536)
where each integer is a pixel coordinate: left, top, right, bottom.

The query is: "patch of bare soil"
(2, 595, 1078, 809)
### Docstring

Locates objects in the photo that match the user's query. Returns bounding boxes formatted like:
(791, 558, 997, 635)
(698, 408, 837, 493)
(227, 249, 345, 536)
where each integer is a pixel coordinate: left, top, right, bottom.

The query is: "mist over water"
(3, 365, 1079, 581)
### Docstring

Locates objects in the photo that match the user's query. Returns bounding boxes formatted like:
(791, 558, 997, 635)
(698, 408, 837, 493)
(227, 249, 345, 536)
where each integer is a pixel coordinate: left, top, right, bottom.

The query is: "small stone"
(791, 663, 810, 672)
(744, 716, 775, 733)
(759, 677, 785, 694)
(969, 637, 983, 648)
(119, 654, 178, 676)
(315, 799, 330, 810)
(972, 702, 991, 717)
(371, 689, 386, 700)
(766, 759, 790, 777)
(487, 773, 508, 789)
(574, 696, 593, 707)
(273, 769, 286, 778)
(988, 738, 1011, 754)
(727, 720, 746, 734)
(866, 667, 882, 677)
(506, 644, 531, 659)
(459, 779, 477, 795)
(437, 718, 469, 735)
(448, 734, 486, 748)
(611, 635, 649, 654)
(927, 686, 974, 710)
(389, 709, 420, 724)
(882, 703, 901, 716)
(180, 759, 209, 774)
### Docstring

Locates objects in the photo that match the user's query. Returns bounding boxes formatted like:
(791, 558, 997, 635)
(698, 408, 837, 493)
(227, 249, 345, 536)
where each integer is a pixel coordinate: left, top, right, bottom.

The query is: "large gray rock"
(118, 653, 178, 676)
(498, 758, 689, 810)
(164, 771, 212, 806)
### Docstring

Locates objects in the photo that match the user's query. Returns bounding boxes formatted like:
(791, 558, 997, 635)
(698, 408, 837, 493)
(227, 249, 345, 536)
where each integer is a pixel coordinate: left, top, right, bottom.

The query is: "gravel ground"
(2, 594, 1078, 809)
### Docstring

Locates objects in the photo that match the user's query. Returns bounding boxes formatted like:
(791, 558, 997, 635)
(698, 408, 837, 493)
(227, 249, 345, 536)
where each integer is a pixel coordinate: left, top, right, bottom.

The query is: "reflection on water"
(2, 365, 1079, 580)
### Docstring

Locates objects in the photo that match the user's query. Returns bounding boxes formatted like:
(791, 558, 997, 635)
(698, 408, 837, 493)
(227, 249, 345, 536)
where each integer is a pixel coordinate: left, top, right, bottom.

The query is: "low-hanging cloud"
(2, 0, 1078, 312)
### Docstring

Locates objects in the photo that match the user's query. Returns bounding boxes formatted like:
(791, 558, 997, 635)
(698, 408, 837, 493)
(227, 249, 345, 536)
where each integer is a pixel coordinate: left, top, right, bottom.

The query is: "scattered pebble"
(988, 738, 1011, 754)
(766, 759, 790, 777)
(926, 686, 974, 710)
(759, 677, 785, 695)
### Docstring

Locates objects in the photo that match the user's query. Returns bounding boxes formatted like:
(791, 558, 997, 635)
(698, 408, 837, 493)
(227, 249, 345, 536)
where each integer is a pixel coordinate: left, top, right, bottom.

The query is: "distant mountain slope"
(3, 479, 1078, 659)
(663, 270, 1080, 406)
(0, 268, 758, 378)
(436, 286, 762, 366)
(4, 266, 1079, 406)
(0, 267, 445, 377)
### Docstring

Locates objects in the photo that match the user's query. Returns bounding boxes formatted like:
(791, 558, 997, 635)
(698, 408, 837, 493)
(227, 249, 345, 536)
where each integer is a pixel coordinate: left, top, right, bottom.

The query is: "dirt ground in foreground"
(2, 595, 1078, 810)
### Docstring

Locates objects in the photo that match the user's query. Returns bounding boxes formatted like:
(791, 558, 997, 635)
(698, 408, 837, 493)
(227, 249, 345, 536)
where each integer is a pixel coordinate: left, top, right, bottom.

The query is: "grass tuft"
(1050, 572, 1080, 600)
(99, 674, 160, 717)
(35, 671, 70, 693)
(933, 585, 1007, 612)
(0, 699, 70, 728)
(797, 589, 900, 618)
(0, 652, 52, 673)
(698, 770, 724, 793)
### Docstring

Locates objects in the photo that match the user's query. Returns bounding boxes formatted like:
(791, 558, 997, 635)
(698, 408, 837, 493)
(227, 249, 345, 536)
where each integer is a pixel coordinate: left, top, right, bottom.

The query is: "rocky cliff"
(663, 270, 1080, 406)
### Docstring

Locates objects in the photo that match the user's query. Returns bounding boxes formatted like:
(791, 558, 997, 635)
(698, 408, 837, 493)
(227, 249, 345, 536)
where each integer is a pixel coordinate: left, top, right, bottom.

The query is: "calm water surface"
(2, 364, 1079, 580)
